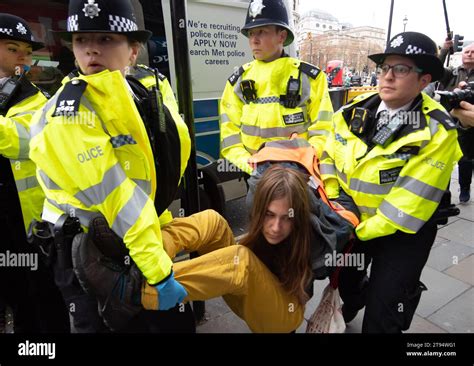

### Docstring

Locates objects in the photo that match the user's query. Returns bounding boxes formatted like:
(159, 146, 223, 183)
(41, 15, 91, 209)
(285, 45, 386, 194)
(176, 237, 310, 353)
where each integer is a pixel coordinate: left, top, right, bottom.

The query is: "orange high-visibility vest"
(248, 136, 360, 227)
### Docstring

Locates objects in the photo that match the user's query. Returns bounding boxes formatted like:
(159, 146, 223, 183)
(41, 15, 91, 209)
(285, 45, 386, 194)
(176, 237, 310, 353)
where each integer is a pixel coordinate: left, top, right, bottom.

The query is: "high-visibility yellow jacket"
(220, 56, 333, 174)
(0, 77, 47, 230)
(29, 69, 190, 285)
(320, 92, 462, 241)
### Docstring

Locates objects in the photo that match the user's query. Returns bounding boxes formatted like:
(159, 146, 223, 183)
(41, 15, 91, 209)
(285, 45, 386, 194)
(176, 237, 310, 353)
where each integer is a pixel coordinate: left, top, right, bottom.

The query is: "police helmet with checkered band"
(0, 13, 44, 51)
(241, 0, 294, 47)
(369, 31, 444, 81)
(57, 0, 151, 43)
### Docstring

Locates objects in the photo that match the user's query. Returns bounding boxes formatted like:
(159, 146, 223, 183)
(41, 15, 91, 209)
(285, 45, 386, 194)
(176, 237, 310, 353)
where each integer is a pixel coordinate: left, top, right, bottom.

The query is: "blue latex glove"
(155, 272, 188, 310)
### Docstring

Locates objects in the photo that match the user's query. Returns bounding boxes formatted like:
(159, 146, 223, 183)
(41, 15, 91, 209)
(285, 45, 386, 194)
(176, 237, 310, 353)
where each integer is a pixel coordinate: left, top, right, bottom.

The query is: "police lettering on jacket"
(77, 145, 104, 163)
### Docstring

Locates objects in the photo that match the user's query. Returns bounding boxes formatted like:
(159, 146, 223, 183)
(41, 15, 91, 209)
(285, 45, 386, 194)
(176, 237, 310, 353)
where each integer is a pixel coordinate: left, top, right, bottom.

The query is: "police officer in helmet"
(0, 13, 69, 333)
(220, 0, 333, 174)
(320, 32, 462, 333)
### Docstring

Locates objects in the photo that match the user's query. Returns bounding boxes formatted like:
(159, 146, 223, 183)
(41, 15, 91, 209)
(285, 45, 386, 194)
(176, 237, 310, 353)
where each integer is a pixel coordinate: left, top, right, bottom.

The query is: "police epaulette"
(52, 79, 87, 117)
(157, 72, 166, 81)
(299, 62, 320, 79)
(227, 66, 244, 86)
(427, 109, 457, 130)
(135, 64, 167, 82)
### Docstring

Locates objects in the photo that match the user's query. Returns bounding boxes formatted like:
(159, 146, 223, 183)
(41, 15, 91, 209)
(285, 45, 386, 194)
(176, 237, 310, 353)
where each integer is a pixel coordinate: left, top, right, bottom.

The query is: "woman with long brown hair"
(240, 165, 314, 306)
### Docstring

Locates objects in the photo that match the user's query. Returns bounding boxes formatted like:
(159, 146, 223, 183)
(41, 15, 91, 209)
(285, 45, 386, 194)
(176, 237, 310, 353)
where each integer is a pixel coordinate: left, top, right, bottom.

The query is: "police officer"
(219, 0, 333, 174)
(320, 32, 462, 333)
(0, 13, 68, 332)
(29, 0, 193, 332)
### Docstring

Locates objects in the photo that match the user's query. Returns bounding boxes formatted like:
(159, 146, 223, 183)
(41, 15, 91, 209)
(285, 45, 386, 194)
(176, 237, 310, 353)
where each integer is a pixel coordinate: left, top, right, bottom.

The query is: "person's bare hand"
(451, 101, 474, 128)
(443, 38, 454, 50)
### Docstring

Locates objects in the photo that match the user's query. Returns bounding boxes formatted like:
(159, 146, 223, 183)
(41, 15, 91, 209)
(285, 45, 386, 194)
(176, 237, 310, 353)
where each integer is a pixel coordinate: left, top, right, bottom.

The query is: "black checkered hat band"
(67, 15, 79, 32)
(66, 14, 138, 33)
(405, 45, 427, 55)
(109, 15, 138, 32)
(0, 28, 13, 36)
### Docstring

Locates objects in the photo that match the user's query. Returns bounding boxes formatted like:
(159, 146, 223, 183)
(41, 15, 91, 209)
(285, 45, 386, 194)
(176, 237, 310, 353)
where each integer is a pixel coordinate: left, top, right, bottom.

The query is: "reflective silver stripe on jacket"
(379, 200, 426, 232)
(74, 163, 127, 207)
(38, 170, 61, 190)
(337, 169, 347, 184)
(241, 122, 310, 138)
(112, 185, 149, 237)
(320, 163, 336, 176)
(30, 95, 59, 139)
(220, 113, 231, 124)
(234, 78, 245, 104)
(11, 119, 30, 158)
(357, 205, 377, 216)
(299, 73, 311, 106)
(309, 129, 330, 137)
(14, 176, 39, 192)
(46, 198, 97, 226)
(394, 175, 445, 203)
(246, 146, 258, 154)
(221, 134, 241, 149)
(13, 110, 37, 117)
(320, 151, 330, 161)
(133, 179, 152, 195)
(317, 110, 333, 122)
(349, 178, 393, 195)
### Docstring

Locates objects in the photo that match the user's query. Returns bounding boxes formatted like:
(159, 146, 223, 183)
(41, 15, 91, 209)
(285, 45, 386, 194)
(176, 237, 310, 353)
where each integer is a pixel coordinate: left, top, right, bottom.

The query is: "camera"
(437, 81, 474, 111)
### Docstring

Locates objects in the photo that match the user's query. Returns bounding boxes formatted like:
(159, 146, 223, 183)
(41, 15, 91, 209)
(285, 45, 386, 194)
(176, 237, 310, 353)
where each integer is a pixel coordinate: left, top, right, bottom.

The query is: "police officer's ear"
(419, 73, 432, 88)
(277, 26, 288, 45)
(128, 39, 142, 67)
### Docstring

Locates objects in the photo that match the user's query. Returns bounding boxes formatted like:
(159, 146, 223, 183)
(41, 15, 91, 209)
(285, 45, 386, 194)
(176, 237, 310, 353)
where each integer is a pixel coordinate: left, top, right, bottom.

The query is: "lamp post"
(403, 15, 408, 32)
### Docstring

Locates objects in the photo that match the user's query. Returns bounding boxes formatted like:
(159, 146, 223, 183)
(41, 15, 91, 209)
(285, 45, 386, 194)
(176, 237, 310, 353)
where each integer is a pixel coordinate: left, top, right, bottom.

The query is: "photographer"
(438, 42, 474, 203)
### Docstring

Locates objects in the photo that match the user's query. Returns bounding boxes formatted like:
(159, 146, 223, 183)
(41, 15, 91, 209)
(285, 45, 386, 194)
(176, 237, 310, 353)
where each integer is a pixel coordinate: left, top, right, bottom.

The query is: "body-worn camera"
(0, 77, 21, 109)
(437, 81, 474, 111)
(349, 107, 371, 136)
(240, 79, 257, 103)
(281, 76, 301, 108)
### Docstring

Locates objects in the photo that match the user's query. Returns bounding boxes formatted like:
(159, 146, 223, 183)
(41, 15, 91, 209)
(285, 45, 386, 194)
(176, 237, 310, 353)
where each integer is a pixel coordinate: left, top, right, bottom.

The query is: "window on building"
(316, 23, 319, 28)
(323, 24, 326, 29)
(329, 26, 332, 30)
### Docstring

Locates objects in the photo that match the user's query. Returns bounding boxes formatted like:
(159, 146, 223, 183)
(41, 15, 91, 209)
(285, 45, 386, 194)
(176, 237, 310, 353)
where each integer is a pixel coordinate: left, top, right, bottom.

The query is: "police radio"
(282, 76, 301, 108)
(240, 79, 257, 103)
(0, 77, 21, 109)
(371, 113, 405, 147)
(349, 107, 370, 136)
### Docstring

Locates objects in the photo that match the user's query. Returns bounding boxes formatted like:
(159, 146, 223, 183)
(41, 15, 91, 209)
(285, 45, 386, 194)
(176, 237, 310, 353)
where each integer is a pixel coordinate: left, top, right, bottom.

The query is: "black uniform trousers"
(0, 156, 69, 333)
(458, 128, 474, 190)
(338, 222, 437, 333)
